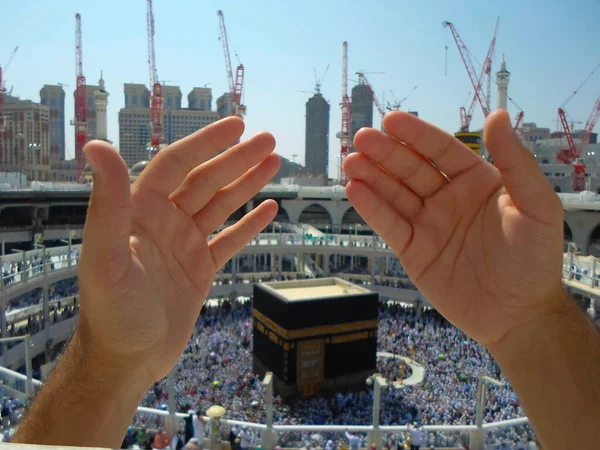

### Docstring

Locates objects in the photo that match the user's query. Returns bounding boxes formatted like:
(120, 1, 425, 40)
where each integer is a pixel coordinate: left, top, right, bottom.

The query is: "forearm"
(14, 329, 150, 447)
(488, 290, 600, 449)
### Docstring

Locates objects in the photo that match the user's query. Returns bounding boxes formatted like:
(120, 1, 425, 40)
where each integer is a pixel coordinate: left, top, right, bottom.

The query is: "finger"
(136, 117, 245, 196)
(346, 180, 413, 255)
(82, 140, 131, 281)
(343, 153, 423, 220)
(353, 128, 448, 198)
(209, 200, 278, 269)
(383, 111, 482, 178)
(484, 109, 559, 221)
(170, 132, 276, 216)
(193, 154, 281, 236)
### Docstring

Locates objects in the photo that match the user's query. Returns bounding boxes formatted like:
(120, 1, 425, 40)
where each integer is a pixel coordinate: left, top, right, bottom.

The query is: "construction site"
(0, 7, 599, 193)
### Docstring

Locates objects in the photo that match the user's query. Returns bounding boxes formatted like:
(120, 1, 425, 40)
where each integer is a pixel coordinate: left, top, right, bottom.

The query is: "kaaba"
(252, 277, 379, 398)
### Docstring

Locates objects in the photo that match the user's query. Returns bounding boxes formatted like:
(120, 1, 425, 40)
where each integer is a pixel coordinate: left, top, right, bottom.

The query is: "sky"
(3, 0, 600, 179)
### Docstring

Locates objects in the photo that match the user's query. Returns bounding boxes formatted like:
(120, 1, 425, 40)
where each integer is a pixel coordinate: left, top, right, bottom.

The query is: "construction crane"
(74, 14, 88, 180)
(338, 42, 351, 186)
(557, 95, 600, 191)
(0, 46, 19, 134)
(147, 0, 163, 157)
(387, 86, 417, 111)
(356, 72, 385, 121)
(218, 10, 245, 118)
(443, 19, 498, 154)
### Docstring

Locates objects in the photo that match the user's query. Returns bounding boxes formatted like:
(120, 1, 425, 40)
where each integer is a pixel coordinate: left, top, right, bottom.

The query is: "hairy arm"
(13, 328, 150, 447)
(488, 290, 600, 449)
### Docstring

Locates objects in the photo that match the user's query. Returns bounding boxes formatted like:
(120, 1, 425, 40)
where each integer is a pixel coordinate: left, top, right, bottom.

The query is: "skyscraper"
(305, 93, 330, 178)
(217, 92, 232, 119)
(119, 84, 219, 167)
(40, 84, 66, 162)
(350, 83, 373, 153)
(0, 94, 51, 182)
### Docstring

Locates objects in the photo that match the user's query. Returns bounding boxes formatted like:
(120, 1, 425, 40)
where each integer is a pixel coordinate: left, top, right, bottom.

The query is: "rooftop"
(262, 277, 369, 301)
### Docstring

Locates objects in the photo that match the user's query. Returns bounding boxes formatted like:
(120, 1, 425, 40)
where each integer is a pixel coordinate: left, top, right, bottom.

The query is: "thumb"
(82, 140, 132, 275)
(484, 109, 558, 221)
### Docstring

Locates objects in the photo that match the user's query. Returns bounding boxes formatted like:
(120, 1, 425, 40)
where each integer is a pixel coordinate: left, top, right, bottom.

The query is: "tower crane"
(356, 72, 385, 121)
(387, 86, 417, 111)
(557, 95, 600, 191)
(147, 0, 163, 157)
(338, 42, 351, 186)
(0, 46, 19, 134)
(443, 19, 498, 154)
(218, 10, 245, 118)
(74, 14, 88, 180)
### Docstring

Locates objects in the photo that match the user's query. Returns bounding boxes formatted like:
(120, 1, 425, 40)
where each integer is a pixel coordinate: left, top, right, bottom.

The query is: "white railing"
(0, 364, 529, 450)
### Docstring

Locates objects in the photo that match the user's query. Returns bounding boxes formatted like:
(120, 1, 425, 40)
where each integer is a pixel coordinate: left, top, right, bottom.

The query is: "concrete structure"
(188, 88, 212, 111)
(0, 94, 50, 182)
(519, 122, 551, 143)
(118, 84, 219, 167)
(305, 93, 330, 178)
(48, 160, 78, 182)
(93, 74, 109, 141)
(496, 54, 510, 110)
(39, 85, 66, 162)
(350, 83, 373, 153)
(216, 92, 232, 119)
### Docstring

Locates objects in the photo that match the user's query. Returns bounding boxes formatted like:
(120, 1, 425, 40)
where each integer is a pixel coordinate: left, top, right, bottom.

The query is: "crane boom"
(218, 10, 245, 117)
(0, 67, 4, 133)
(340, 41, 351, 186)
(580, 94, 600, 154)
(147, 0, 162, 154)
(356, 73, 384, 120)
(75, 13, 88, 180)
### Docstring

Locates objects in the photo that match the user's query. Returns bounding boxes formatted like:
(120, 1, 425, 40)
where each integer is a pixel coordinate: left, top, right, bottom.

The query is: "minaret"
(94, 71, 110, 141)
(496, 53, 510, 110)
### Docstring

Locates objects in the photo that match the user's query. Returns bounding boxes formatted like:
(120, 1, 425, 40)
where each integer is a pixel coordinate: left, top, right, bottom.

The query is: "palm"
(345, 111, 563, 345)
(78, 118, 280, 381)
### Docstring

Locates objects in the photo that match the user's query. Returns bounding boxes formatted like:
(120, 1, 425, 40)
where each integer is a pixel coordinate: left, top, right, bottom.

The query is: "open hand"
(344, 110, 564, 346)
(78, 117, 280, 382)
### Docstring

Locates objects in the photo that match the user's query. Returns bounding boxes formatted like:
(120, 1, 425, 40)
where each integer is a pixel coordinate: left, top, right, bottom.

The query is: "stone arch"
(298, 204, 332, 231)
(554, 185, 562, 193)
(589, 224, 600, 256)
(274, 207, 289, 223)
(564, 221, 573, 242)
(341, 206, 366, 231)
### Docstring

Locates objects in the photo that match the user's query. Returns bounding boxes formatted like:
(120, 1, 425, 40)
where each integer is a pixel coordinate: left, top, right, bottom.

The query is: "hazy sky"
(3, 0, 600, 178)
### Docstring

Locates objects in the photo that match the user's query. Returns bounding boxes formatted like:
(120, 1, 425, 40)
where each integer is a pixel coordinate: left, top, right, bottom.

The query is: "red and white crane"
(557, 95, 600, 191)
(147, 0, 163, 156)
(218, 10, 245, 118)
(443, 19, 498, 132)
(0, 46, 19, 134)
(75, 14, 88, 179)
(339, 41, 351, 186)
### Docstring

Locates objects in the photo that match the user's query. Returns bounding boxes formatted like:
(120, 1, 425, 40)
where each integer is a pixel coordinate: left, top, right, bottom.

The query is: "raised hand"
(78, 117, 280, 382)
(344, 110, 564, 346)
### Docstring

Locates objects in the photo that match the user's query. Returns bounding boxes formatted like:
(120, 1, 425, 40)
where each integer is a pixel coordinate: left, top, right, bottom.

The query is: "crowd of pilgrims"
(130, 298, 532, 448)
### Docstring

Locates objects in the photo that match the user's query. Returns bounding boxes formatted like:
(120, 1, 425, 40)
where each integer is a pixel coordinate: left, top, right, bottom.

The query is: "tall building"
(217, 92, 232, 119)
(496, 54, 510, 110)
(40, 84, 66, 162)
(305, 93, 330, 178)
(72, 84, 100, 148)
(350, 83, 373, 152)
(188, 88, 212, 111)
(119, 84, 219, 167)
(0, 94, 51, 182)
(94, 74, 110, 141)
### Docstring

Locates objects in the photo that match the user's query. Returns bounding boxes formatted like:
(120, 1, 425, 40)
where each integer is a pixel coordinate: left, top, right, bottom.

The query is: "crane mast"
(218, 10, 245, 118)
(339, 41, 351, 186)
(147, 0, 162, 156)
(75, 13, 88, 179)
(0, 46, 19, 134)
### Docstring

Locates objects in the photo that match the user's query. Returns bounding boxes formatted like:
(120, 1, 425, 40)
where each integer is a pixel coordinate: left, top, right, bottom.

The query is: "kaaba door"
(297, 339, 324, 397)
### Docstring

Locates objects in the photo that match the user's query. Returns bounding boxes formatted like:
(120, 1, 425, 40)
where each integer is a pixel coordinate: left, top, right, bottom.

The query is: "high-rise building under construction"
(40, 84, 66, 162)
(305, 93, 330, 178)
(350, 83, 373, 153)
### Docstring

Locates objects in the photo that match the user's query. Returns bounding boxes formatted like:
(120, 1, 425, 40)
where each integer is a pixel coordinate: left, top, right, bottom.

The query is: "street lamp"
(366, 374, 388, 449)
(29, 143, 40, 182)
